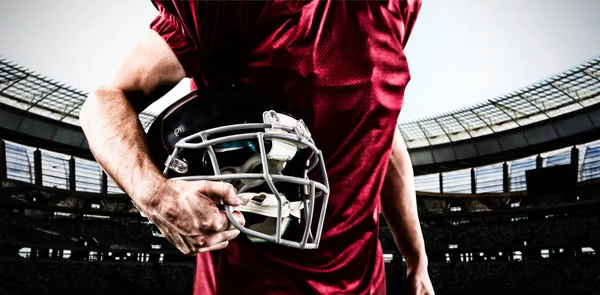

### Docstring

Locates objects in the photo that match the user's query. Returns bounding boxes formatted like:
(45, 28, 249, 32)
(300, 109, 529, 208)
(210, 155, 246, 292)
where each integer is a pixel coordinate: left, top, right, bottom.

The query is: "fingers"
(193, 229, 241, 253)
(192, 181, 241, 206)
(204, 208, 246, 233)
(198, 241, 229, 253)
(167, 228, 241, 256)
(230, 210, 246, 227)
(188, 212, 244, 254)
(160, 226, 197, 256)
(164, 210, 246, 256)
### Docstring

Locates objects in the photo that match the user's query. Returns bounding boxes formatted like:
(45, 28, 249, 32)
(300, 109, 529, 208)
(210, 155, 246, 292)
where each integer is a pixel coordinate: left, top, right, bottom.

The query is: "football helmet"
(145, 84, 329, 249)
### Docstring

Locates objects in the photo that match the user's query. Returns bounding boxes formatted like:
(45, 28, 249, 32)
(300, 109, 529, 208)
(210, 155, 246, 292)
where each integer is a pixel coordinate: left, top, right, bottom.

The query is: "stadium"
(1, 52, 599, 294)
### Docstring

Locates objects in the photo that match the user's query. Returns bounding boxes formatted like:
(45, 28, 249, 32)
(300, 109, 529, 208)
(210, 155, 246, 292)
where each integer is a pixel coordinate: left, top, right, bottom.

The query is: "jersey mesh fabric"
(150, 1, 421, 294)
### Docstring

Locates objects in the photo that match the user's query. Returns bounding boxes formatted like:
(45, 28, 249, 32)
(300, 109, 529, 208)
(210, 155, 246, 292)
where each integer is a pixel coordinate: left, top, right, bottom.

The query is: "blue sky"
(1, 0, 599, 122)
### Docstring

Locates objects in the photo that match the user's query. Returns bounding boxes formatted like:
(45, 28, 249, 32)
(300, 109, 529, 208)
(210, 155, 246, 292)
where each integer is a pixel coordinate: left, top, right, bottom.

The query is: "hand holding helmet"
(138, 179, 246, 255)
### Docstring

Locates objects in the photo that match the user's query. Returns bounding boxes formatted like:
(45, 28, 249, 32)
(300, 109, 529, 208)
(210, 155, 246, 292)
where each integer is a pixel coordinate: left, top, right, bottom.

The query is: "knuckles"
(199, 214, 224, 232)
(195, 237, 208, 248)
(194, 236, 217, 249)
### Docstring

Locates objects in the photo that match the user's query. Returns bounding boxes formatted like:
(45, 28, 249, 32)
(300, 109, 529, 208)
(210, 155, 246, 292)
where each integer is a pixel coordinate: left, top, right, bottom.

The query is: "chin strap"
(234, 192, 304, 243)
(235, 192, 303, 219)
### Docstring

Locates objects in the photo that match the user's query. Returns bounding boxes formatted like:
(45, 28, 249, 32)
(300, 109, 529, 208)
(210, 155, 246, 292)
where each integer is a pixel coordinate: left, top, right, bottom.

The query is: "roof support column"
(571, 146, 579, 167)
(503, 162, 509, 193)
(69, 156, 76, 191)
(34, 148, 42, 186)
(101, 171, 108, 195)
(0, 140, 6, 186)
(471, 168, 476, 194)
(571, 146, 580, 182)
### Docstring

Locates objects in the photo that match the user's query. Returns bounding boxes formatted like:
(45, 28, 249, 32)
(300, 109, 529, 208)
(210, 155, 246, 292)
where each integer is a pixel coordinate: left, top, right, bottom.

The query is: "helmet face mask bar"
(152, 102, 330, 249)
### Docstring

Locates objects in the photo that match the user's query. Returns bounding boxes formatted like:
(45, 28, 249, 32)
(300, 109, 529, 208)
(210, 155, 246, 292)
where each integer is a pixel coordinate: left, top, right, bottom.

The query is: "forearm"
(380, 130, 427, 267)
(79, 29, 186, 210)
(79, 88, 166, 209)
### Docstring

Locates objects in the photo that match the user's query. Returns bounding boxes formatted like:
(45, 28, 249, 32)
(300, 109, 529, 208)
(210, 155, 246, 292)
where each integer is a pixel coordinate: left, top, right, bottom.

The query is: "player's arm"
(80, 29, 184, 205)
(381, 128, 434, 294)
(79, 29, 244, 255)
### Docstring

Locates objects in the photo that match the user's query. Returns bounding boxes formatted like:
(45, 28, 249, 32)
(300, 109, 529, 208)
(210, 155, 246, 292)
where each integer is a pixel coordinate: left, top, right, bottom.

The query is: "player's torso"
(175, 1, 416, 294)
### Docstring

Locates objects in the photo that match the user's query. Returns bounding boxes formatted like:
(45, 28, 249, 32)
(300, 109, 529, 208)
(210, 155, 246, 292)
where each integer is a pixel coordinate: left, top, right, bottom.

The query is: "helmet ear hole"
(280, 148, 312, 178)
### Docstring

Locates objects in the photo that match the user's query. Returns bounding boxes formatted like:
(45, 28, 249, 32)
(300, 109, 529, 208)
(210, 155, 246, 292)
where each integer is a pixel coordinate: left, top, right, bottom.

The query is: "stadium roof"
(1, 55, 599, 149)
(0, 58, 156, 128)
(398, 56, 600, 148)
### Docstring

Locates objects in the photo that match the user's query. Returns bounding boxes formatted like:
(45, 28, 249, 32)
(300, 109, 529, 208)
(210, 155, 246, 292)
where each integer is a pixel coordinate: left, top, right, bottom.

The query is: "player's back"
(150, 1, 421, 294)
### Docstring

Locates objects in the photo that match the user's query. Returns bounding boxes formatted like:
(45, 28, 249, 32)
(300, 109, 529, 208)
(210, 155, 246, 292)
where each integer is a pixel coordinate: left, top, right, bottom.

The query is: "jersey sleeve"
(400, 0, 422, 47)
(149, 1, 202, 78)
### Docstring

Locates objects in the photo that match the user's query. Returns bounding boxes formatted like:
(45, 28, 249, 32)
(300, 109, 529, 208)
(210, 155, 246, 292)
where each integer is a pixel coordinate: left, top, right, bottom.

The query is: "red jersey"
(150, 1, 421, 294)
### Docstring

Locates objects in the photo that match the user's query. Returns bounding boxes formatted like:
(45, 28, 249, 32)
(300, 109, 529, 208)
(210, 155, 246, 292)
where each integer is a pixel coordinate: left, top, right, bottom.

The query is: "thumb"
(194, 181, 241, 206)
